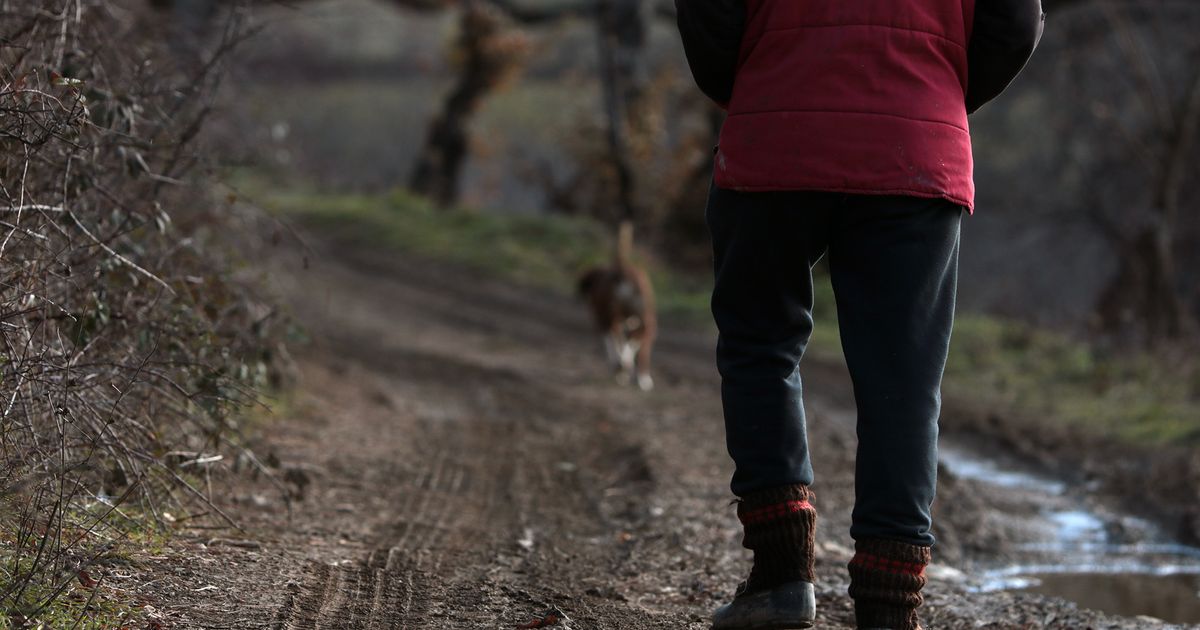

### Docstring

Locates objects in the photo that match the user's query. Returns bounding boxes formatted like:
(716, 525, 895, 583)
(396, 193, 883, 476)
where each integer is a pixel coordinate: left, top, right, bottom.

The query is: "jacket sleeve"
(675, 0, 746, 107)
(966, 0, 1045, 114)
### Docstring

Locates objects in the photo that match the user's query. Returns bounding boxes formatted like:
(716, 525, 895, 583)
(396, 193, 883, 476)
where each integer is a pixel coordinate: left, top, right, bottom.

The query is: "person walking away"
(674, 1, 1044, 628)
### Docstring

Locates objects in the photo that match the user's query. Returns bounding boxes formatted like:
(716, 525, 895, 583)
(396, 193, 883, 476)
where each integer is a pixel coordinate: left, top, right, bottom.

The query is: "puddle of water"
(938, 446, 1066, 495)
(940, 443, 1200, 623)
(1047, 510, 1106, 544)
(1022, 573, 1200, 625)
(1013, 541, 1200, 559)
(981, 561, 1200, 583)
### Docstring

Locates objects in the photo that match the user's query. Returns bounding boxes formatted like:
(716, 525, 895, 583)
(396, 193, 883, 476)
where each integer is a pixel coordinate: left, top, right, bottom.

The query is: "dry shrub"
(529, 65, 717, 267)
(0, 1, 276, 624)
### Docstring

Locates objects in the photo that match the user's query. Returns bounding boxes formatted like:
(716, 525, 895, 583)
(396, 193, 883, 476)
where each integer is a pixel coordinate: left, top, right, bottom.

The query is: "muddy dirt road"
(159, 232, 1197, 629)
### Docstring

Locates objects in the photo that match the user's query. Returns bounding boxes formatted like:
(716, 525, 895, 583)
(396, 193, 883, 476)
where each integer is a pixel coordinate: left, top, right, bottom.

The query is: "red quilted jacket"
(714, 0, 978, 210)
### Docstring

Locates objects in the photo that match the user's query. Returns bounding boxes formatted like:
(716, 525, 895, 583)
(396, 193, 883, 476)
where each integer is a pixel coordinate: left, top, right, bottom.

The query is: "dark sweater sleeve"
(967, 0, 1045, 114)
(674, 0, 746, 106)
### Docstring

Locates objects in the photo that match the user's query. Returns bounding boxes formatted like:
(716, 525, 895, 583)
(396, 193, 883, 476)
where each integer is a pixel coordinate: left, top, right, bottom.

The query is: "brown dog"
(578, 221, 657, 391)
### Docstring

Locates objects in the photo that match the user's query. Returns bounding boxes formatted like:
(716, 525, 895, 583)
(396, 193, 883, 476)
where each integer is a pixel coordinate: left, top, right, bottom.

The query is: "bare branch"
(1099, 1, 1173, 131)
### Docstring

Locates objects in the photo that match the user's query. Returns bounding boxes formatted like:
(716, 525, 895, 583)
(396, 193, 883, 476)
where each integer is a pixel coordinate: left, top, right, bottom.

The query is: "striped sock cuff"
(738, 498, 815, 526)
(736, 484, 814, 520)
(849, 551, 927, 577)
(848, 539, 931, 630)
(736, 484, 818, 588)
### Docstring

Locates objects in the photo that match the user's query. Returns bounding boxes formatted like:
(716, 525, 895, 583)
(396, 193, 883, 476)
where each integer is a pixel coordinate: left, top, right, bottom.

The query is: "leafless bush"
(527, 66, 718, 267)
(0, 1, 275, 624)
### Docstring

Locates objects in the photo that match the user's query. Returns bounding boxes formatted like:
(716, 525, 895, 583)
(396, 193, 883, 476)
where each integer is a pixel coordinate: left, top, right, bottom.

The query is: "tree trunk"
(595, 0, 646, 224)
(1092, 34, 1200, 344)
(409, 2, 521, 207)
(1095, 226, 1190, 343)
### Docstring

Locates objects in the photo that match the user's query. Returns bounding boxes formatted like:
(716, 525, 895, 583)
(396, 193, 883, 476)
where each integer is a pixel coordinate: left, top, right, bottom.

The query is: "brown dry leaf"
(77, 569, 98, 588)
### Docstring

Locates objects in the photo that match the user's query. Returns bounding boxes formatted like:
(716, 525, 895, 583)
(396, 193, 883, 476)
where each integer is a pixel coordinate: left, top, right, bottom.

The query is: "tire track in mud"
(271, 348, 610, 630)
(271, 375, 671, 628)
(273, 449, 487, 629)
(273, 560, 415, 630)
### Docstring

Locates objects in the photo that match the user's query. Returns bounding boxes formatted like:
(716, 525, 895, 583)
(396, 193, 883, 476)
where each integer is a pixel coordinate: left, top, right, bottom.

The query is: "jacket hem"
(725, 108, 967, 133)
(712, 182, 974, 214)
(744, 22, 968, 51)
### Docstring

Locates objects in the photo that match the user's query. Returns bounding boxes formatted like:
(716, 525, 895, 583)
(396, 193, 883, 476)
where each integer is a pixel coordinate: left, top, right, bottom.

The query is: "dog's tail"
(616, 219, 635, 268)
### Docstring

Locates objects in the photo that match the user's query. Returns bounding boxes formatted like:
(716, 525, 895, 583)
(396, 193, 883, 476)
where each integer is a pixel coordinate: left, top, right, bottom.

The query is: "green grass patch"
(0, 563, 141, 630)
(0, 499, 163, 630)
(946, 316, 1200, 444)
(242, 177, 716, 324)
(245, 177, 1200, 447)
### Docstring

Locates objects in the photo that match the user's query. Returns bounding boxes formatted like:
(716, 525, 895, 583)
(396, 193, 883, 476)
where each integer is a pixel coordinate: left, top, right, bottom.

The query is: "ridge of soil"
(129, 234, 1188, 629)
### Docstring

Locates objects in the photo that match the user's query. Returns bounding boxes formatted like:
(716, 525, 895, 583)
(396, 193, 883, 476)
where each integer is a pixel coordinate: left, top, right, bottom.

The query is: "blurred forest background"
(186, 0, 1200, 459)
(212, 0, 1200, 448)
(219, 0, 1200, 342)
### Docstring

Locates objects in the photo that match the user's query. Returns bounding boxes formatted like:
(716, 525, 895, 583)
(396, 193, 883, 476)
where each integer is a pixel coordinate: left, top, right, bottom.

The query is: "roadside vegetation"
(248, 180, 1200, 449)
(0, 3, 281, 627)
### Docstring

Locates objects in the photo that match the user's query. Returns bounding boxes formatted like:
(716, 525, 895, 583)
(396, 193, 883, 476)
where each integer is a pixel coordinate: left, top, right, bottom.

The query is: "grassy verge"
(243, 179, 718, 325)
(946, 316, 1200, 444)
(0, 503, 163, 630)
(244, 178, 1200, 448)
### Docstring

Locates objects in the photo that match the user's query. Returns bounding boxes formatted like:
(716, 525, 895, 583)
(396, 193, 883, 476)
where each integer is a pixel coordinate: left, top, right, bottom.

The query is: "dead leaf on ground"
(516, 606, 570, 628)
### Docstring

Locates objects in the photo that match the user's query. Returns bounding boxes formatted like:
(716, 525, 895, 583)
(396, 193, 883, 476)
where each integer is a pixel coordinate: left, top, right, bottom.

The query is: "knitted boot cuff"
(737, 484, 817, 588)
(848, 538, 931, 630)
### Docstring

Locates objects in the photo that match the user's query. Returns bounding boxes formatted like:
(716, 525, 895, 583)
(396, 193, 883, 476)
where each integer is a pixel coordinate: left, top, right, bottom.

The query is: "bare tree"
(409, 0, 655, 208)
(595, 0, 647, 223)
(408, 2, 528, 206)
(1072, 2, 1200, 343)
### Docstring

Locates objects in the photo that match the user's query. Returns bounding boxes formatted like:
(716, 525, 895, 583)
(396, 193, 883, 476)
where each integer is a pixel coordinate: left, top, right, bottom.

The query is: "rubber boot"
(712, 484, 817, 630)
(847, 539, 931, 630)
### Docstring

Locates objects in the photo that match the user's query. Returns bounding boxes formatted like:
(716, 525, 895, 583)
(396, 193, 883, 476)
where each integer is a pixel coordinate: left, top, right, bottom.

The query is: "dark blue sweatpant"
(706, 186, 962, 547)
